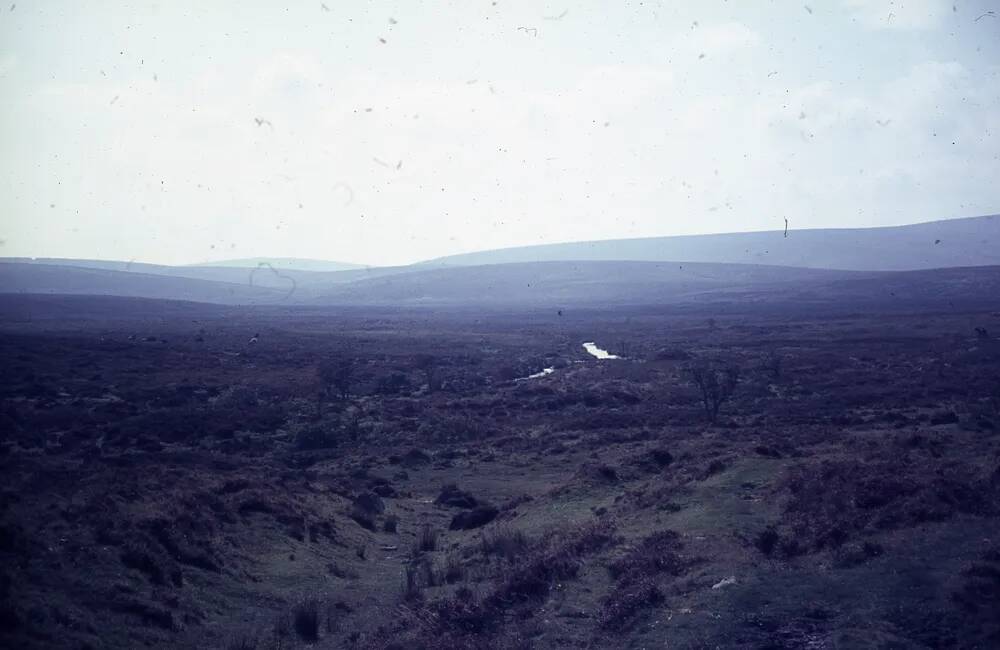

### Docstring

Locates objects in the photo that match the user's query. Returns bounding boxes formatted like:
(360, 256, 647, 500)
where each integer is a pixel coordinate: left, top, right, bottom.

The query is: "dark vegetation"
(686, 359, 741, 423)
(318, 356, 354, 402)
(0, 294, 998, 648)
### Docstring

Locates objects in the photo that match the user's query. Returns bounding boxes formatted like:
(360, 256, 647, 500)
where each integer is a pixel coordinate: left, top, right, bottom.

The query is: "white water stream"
(517, 342, 620, 381)
(582, 341, 620, 359)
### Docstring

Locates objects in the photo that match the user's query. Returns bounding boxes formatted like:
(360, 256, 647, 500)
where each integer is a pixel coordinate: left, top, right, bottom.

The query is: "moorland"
(1, 282, 999, 649)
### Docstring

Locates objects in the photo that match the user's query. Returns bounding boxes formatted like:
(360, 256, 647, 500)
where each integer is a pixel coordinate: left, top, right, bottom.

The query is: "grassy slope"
(424, 214, 1000, 271)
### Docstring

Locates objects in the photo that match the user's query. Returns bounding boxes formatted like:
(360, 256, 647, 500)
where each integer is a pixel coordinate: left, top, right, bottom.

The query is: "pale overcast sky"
(1, 0, 998, 266)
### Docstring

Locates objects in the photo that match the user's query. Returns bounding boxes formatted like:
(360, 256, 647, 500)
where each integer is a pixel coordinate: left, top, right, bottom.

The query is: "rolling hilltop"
(425, 214, 1000, 271)
(1, 215, 999, 308)
(188, 257, 367, 272)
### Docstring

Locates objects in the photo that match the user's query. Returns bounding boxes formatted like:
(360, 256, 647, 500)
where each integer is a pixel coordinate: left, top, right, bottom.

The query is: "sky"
(0, 0, 998, 266)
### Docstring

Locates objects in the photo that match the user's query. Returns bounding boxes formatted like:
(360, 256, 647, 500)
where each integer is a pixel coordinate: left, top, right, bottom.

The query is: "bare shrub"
(318, 356, 355, 400)
(761, 349, 783, 380)
(414, 354, 441, 392)
(687, 360, 740, 423)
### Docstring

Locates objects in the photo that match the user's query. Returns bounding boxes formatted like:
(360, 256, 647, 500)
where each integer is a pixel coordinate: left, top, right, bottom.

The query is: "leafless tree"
(762, 349, 783, 380)
(687, 361, 740, 424)
(318, 356, 355, 400)
(414, 354, 441, 392)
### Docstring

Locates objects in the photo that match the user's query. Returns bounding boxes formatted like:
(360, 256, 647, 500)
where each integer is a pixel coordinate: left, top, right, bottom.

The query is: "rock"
(435, 484, 479, 509)
(632, 447, 673, 473)
(754, 445, 782, 459)
(352, 492, 385, 515)
(401, 448, 431, 467)
(449, 505, 498, 530)
(372, 484, 397, 498)
(700, 459, 727, 480)
(930, 410, 958, 425)
(576, 462, 620, 484)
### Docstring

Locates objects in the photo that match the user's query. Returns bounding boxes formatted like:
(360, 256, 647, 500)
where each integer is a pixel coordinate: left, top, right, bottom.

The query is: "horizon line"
(2, 212, 996, 269)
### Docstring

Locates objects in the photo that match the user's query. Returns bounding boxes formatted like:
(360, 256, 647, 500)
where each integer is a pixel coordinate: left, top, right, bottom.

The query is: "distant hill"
(0, 260, 426, 304)
(3, 215, 1000, 309)
(424, 214, 1000, 271)
(2, 259, 999, 312)
(315, 261, 1000, 310)
(314, 260, 861, 306)
(191, 257, 367, 272)
(312, 260, 1000, 309)
(0, 258, 406, 292)
(0, 263, 287, 305)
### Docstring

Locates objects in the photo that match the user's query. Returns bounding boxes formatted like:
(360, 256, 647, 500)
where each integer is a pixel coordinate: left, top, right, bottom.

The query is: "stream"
(516, 342, 620, 381)
(582, 341, 620, 360)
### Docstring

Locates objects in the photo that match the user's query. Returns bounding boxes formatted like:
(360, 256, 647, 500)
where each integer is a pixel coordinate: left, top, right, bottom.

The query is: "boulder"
(449, 505, 499, 530)
(352, 492, 385, 515)
(435, 484, 479, 509)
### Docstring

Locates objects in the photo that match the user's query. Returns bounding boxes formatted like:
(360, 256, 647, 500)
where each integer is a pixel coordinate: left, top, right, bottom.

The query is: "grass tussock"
(599, 530, 686, 631)
(479, 526, 532, 563)
(415, 524, 438, 554)
(379, 521, 616, 646)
